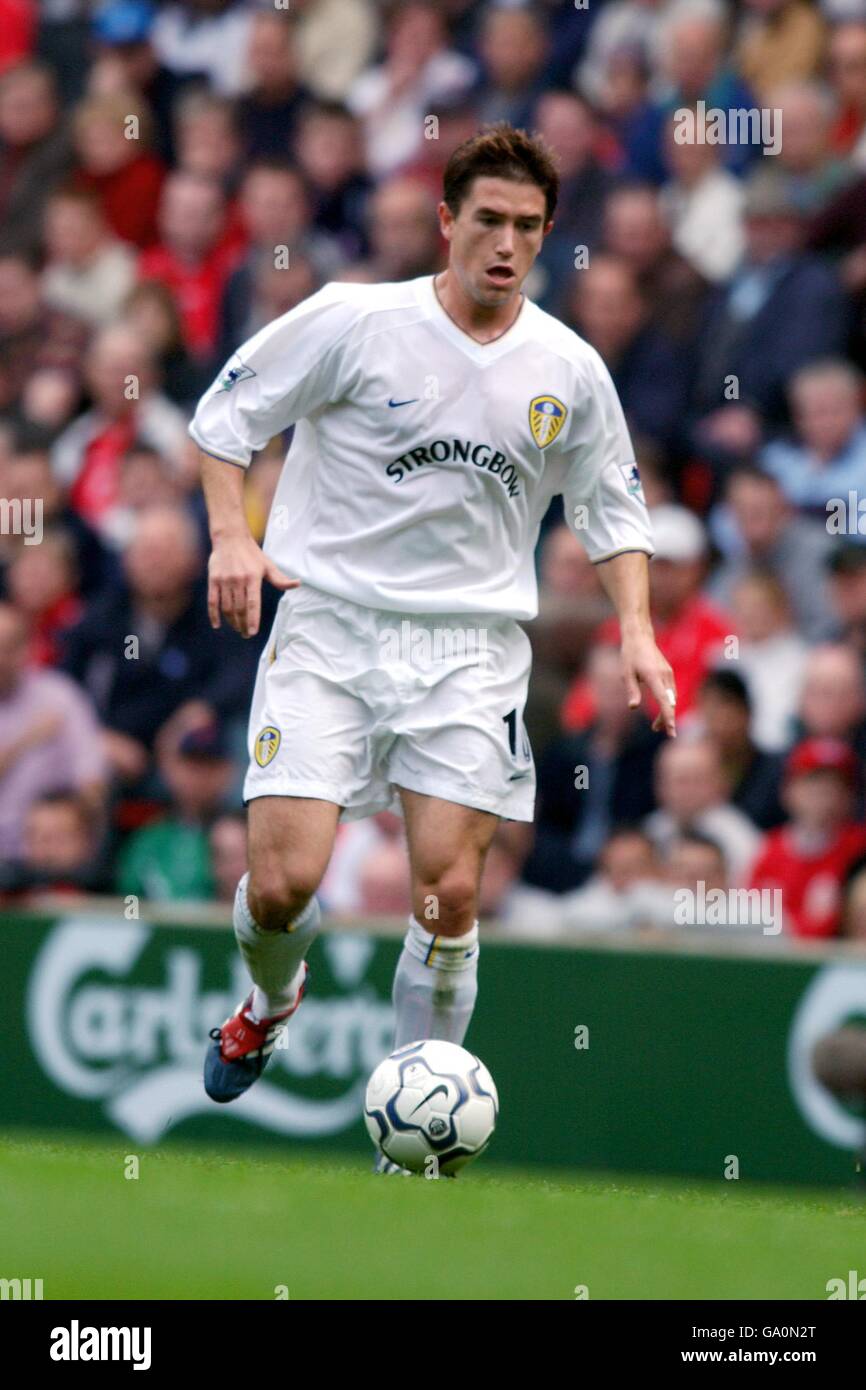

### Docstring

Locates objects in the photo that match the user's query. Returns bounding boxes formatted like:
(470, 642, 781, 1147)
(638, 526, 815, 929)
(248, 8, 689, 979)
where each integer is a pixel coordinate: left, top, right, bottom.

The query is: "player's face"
(440, 176, 551, 308)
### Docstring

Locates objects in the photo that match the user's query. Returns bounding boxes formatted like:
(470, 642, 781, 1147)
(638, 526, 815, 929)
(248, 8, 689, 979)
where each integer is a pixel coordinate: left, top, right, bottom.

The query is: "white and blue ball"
(364, 1039, 498, 1176)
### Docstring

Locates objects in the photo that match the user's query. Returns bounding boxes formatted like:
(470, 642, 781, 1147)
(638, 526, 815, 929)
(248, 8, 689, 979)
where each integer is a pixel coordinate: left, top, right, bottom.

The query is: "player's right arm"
(190, 282, 360, 637)
(200, 450, 298, 638)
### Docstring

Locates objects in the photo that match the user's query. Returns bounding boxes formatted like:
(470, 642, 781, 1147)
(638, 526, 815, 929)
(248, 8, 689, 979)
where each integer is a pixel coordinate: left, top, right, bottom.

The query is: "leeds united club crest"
(529, 395, 567, 449)
(254, 726, 281, 767)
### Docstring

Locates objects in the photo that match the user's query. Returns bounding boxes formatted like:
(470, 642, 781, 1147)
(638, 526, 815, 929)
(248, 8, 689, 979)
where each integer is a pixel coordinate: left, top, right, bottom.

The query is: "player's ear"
(438, 199, 455, 240)
(542, 218, 555, 239)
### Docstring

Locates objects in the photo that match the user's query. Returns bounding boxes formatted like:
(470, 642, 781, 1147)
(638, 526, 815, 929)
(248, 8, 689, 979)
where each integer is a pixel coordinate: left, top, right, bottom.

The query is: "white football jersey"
(189, 275, 654, 619)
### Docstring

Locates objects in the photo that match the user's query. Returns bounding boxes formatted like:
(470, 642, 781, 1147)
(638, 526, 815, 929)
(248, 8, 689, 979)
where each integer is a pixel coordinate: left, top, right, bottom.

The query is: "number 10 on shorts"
(503, 708, 531, 761)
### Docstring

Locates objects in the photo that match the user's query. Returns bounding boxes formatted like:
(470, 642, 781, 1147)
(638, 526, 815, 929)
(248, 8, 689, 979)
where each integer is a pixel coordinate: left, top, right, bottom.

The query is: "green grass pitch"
(1, 1133, 864, 1300)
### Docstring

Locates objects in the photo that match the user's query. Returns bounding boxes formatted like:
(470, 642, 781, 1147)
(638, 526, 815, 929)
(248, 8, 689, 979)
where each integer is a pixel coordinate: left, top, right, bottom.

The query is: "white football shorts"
(243, 583, 535, 822)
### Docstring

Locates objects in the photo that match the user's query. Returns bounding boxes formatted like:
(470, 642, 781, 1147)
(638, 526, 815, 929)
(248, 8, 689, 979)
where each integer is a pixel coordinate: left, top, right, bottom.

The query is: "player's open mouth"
(485, 265, 516, 284)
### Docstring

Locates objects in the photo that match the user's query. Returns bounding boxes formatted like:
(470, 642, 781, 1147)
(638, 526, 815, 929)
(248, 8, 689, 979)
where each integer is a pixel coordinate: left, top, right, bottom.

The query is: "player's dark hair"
(443, 122, 559, 224)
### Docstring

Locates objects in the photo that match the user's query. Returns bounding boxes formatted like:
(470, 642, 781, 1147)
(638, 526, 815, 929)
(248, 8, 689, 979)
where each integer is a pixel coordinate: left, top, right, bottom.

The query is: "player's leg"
(391, 787, 499, 1048)
(238, 793, 341, 1015)
(383, 612, 534, 1050)
(206, 794, 340, 1102)
(205, 586, 389, 1102)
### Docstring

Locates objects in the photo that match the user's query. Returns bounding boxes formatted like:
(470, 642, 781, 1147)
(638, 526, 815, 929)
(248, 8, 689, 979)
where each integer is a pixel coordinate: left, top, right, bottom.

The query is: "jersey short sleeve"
(560, 347, 655, 563)
(188, 282, 359, 467)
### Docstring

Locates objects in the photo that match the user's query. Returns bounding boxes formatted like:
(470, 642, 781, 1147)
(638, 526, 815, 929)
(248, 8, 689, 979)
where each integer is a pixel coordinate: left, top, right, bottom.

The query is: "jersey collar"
(415, 274, 531, 365)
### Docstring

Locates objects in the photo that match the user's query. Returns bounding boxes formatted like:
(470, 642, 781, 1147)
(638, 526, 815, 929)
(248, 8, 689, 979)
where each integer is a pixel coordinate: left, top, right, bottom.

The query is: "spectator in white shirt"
(660, 110, 745, 282)
(348, 1, 476, 178)
(41, 186, 136, 327)
(643, 737, 762, 881)
(150, 0, 253, 97)
(559, 828, 670, 932)
(730, 571, 809, 753)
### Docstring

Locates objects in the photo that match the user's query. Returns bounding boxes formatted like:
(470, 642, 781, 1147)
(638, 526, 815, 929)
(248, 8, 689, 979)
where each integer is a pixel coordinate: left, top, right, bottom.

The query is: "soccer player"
(190, 124, 677, 1127)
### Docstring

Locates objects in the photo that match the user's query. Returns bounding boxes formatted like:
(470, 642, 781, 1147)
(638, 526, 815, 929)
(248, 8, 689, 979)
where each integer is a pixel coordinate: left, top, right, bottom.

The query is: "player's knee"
(417, 864, 478, 934)
(248, 865, 317, 930)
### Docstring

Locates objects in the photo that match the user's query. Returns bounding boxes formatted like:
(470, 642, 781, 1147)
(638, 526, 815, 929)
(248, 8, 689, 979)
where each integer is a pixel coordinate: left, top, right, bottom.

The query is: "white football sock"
(232, 873, 321, 1022)
(392, 915, 479, 1048)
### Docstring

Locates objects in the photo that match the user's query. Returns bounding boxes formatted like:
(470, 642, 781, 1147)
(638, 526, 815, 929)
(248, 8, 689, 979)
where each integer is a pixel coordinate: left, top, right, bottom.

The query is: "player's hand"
(208, 533, 299, 637)
(619, 630, 677, 738)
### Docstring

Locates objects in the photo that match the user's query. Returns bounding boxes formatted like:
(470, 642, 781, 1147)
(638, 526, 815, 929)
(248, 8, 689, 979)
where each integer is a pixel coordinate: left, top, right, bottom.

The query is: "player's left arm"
(595, 550, 677, 738)
(562, 348, 676, 737)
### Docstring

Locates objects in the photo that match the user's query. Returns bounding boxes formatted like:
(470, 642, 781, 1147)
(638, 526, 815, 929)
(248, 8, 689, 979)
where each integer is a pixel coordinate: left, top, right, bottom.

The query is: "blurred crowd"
(2, 0, 866, 942)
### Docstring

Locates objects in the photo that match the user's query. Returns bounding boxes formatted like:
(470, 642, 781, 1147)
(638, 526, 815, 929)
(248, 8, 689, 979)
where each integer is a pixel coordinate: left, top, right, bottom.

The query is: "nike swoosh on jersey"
(388, 397, 419, 407)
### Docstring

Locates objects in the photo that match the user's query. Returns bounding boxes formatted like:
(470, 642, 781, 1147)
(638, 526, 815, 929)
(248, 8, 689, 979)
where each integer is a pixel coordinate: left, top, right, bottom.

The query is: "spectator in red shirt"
(71, 90, 165, 248)
(88, 0, 177, 164)
(50, 321, 187, 541)
(563, 503, 733, 729)
(172, 89, 248, 252)
(0, 1, 36, 74)
(827, 22, 866, 158)
(5, 528, 83, 667)
(749, 738, 866, 939)
(4, 431, 117, 597)
(139, 169, 245, 362)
